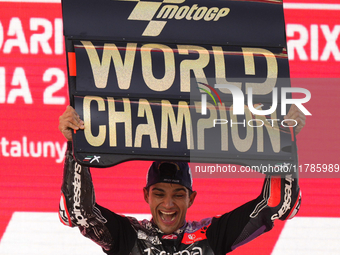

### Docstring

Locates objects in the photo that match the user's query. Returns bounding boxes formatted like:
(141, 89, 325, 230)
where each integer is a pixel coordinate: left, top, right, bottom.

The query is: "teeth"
(161, 211, 175, 215)
(160, 211, 176, 221)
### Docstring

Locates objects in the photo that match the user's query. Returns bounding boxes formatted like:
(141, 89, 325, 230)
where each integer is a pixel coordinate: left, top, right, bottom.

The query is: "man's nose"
(163, 195, 174, 208)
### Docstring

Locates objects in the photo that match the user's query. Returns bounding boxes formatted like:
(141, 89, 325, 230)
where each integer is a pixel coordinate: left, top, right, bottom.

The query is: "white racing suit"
(59, 142, 301, 255)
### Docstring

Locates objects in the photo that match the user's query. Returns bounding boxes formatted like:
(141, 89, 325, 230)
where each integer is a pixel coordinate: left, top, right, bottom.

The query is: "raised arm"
(206, 106, 305, 254)
(206, 173, 301, 254)
(59, 141, 115, 250)
(58, 106, 136, 253)
(58, 106, 113, 250)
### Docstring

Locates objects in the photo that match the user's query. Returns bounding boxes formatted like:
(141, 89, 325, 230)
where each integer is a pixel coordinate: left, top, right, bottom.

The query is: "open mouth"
(159, 211, 177, 224)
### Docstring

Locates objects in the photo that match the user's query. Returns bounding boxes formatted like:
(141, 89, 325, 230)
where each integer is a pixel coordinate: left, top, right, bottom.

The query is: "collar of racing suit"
(150, 218, 188, 236)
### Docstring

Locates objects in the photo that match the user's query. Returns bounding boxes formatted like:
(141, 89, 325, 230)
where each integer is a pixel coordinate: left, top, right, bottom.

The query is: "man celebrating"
(58, 106, 304, 255)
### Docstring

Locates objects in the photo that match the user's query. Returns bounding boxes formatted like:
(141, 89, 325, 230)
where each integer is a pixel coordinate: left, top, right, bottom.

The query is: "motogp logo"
(122, 0, 230, 36)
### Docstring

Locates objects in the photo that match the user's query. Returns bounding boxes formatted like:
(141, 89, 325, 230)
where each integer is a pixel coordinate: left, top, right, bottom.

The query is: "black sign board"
(62, 0, 298, 172)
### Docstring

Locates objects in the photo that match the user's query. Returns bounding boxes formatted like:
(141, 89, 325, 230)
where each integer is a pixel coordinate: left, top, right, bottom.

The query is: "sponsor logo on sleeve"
(72, 162, 90, 227)
(271, 174, 293, 220)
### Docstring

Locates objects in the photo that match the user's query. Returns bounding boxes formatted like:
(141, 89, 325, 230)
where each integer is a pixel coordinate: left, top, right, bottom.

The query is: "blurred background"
(0, 0, 339, 254)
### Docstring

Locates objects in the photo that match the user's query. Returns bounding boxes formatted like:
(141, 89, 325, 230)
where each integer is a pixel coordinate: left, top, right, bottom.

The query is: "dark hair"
(145, 185, 194, 197)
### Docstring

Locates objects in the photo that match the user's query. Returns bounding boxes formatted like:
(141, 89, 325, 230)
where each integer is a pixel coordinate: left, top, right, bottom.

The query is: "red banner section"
(284, 2, 340, 77)
(0, 2, 67, 161)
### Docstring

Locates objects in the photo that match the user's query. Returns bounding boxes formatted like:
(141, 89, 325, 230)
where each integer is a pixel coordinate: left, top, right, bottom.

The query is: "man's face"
(143, 182, 197, 234)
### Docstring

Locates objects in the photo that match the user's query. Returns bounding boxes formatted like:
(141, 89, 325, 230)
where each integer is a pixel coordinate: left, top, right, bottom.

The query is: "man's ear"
(188, 191, 197, 208)
(143, 187, 149, 204)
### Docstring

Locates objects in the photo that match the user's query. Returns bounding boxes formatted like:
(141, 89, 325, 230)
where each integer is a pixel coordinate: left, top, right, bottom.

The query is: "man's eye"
(175, 194, 185, 198)
(155, 193, 164, 197)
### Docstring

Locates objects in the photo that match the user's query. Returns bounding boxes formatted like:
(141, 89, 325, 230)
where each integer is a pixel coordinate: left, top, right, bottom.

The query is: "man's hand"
(59, 106, 84, 141)
(284, 104, 306, 135)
